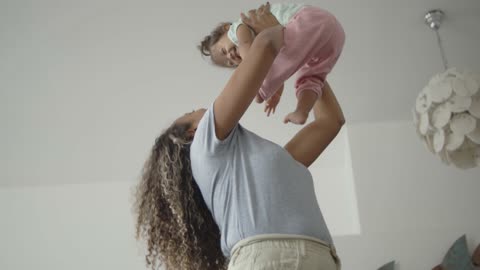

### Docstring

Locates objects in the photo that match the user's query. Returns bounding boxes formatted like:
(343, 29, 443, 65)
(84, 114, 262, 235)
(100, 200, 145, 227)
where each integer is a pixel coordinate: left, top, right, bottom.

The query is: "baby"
(198, 2, 345, 124)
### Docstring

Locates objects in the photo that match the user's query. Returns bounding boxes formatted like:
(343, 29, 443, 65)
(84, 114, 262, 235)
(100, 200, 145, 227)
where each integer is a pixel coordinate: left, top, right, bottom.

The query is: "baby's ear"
(187, 127, 198, 139)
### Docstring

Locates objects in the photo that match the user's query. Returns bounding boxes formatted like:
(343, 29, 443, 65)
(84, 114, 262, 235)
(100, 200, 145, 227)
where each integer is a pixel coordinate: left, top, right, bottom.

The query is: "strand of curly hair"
(133, 123, 228, 270)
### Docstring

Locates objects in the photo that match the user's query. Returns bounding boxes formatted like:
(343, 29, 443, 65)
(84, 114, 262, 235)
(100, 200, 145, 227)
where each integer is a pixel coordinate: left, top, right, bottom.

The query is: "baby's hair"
(198, 22, 231, 57)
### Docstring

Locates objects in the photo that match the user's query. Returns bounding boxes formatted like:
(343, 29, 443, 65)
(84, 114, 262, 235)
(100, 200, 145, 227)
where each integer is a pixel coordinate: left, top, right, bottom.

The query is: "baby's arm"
(236, 24, 255, 59)
(264, 84, 284, 117)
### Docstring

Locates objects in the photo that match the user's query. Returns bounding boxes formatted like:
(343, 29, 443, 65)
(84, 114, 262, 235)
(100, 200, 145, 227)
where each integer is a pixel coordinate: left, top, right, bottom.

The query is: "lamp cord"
(434, 29, 449, 71)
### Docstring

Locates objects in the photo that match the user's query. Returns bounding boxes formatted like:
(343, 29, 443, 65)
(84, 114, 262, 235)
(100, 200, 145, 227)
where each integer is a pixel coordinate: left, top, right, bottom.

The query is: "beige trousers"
(227, 234, 341, 270)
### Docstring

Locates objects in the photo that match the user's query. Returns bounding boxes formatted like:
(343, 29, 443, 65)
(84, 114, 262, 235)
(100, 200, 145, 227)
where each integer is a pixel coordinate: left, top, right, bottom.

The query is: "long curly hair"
(133, 122, 228, 270)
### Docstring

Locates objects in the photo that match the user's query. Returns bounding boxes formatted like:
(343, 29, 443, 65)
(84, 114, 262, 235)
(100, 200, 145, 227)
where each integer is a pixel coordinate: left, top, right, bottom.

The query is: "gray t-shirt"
(190, 103, 333, 257)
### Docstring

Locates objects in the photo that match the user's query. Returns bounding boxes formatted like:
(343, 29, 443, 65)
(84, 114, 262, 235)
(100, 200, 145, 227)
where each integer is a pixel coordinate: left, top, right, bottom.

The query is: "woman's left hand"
(241, 2, 280, 34)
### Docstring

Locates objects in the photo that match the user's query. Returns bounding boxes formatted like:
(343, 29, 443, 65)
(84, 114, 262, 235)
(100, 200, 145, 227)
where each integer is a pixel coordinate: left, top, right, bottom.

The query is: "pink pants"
(259, 6, 345, 100)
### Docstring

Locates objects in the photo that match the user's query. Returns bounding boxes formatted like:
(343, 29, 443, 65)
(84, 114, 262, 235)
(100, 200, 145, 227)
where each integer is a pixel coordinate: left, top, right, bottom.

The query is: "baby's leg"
(293, 6, 345, 102)
(284, 89, 317, 124)
(258, 8, 339, 101)
(284, 7, 345, 124)
(260, 6, 345, 106)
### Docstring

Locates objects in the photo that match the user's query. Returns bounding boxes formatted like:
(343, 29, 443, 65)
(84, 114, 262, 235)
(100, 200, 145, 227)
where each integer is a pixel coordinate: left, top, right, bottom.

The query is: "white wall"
(0, 182, 146, 270)
(0, 128, 359, 270)
(3, 121, 479, 270)
(335, 121, 480, 270)
(311, 127, 361, 237)
(2, 1, 479, 269)
(1, 122, 479, 270)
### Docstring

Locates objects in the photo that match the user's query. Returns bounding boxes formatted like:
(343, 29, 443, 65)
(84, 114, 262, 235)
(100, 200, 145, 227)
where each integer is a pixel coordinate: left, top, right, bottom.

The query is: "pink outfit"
(258, 6, 345, 100)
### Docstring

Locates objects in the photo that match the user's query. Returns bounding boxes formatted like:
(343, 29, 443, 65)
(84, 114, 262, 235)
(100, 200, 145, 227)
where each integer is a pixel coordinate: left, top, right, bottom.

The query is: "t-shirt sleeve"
(191, 102, 239, 156)
(228, 19, 256, 47)
(227, 19, 243, 46)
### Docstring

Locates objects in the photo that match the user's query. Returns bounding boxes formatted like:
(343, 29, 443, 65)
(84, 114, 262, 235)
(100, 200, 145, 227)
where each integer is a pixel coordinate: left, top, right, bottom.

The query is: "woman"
(134, 3, 345, 270)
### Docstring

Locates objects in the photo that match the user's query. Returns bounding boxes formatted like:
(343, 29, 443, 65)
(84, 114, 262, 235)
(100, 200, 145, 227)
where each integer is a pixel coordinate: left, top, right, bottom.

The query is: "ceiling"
(1, 0, 479, 186)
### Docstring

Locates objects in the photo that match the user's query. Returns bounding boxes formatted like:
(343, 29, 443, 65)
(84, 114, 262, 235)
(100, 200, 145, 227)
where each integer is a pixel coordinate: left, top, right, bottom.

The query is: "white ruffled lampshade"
(413, 68, 480, 169)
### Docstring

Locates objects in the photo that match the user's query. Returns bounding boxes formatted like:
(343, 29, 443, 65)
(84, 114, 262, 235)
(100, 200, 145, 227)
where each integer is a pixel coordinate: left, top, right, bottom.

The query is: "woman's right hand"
(241, 2, 280, 34)
(241, 3, 284, 54)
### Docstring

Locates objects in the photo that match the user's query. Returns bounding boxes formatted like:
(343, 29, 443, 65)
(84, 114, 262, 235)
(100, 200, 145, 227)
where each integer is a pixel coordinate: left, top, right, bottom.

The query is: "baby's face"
(211, 32, 242, 68)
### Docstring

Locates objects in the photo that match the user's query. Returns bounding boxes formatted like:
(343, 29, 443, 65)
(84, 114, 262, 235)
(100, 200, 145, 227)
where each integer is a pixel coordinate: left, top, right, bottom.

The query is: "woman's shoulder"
(191, 103, 241, 156)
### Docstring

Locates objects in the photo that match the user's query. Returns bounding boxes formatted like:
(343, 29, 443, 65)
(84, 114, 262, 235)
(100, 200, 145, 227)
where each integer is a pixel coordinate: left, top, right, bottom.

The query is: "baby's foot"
(255, 93, 264, 104)
(283, 110, 308, 125)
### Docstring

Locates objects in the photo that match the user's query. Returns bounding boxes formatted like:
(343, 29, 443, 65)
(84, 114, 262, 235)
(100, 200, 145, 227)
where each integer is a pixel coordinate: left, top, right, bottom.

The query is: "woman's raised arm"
(284, 81, 346, 168)
(213, 3, 283, 140)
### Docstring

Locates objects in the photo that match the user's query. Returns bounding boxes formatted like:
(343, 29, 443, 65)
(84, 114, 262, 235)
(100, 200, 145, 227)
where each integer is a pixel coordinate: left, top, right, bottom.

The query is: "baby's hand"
(264, 85, 284, 117)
